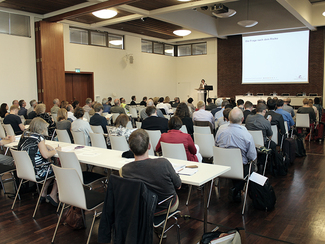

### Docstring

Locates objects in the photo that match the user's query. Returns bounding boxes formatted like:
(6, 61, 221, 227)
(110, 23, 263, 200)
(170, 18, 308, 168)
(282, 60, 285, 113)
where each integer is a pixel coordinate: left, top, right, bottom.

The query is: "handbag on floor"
(60, 206, 85, 229)
(200, 228, 246, 244)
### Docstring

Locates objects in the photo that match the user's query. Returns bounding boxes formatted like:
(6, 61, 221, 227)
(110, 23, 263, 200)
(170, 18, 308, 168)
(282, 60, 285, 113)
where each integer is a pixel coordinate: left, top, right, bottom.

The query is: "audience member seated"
(215, 108, 231, 131)
(156, 97, 170, 114)
(192, 100, 215, 129)
(83, 98, 95, 115)
(18, 117, 60, 206)
(205, 98, 217, 111)
(71, 107, 93, 146)
(297, 98, 316, 125)
(0, 135, 15, 166)
(265, 99, 286, 141)
(237, 99, 244, 111)
(90, 103, 108, 133)
(156, 116, 202, 162)
(251, 99, 266, 115)
(130, 95, 137, 106)
(3, 105, 25, 135)
(56, 108, 73, 142)
(153, 97, 159, 106)
(27, 99, 37, 116)
(12, 100, 18, 107)
(175, 102, 194, 137)
(215, 100, 229, 121)
(18, 100, 27, 119)
(140, 96, 147, 106)
(35, 104, 55, 137)
(66, 104, 76, 122)
(275, 99, 294, 132)
(211, 98, 223, 116)
(28, 106, 37, 119)
(110, 98, 126, 114)
(102, 98, 111, 113)
(243, 101, 253, 124)
(215, 108, 257, 202)
(107, 114, 134, 147)
(164, 96, 172, 110)
(313, 97, 322, 122)
(309, 99, 319, 124)
(141, 106, 168, 133)
(50, 98, 60, 115)
(119, 129, 181, 216)
(171, 97, 180, 108)
(72, 100, 79, 109)
(283, 98, 295, 117)
(0, 103, 9, 118)
(187, 97, 195, 115)
(139, 99, 164, 121)
(120, 97, 129, 112)
(60, 100, 68, 109)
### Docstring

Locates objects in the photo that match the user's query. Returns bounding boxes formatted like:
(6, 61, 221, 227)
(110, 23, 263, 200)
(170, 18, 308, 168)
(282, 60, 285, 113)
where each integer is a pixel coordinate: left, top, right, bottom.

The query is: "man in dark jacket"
(141, 106, 168, 133)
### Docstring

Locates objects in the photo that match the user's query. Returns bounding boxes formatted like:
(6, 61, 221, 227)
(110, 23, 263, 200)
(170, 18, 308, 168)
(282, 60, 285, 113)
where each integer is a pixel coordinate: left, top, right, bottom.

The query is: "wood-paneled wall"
(35, 21, 65, 111)
(217, 28, 324, 98)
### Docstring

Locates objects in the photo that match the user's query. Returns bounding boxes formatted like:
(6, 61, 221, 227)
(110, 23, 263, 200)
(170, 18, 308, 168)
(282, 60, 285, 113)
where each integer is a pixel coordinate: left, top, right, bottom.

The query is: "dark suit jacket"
(265, 110, 286, 137)
(89, 113, 108, 133)
(243, 110, 252, 124)
(211, 107, 222, 116)
(141, 116, 168, 133)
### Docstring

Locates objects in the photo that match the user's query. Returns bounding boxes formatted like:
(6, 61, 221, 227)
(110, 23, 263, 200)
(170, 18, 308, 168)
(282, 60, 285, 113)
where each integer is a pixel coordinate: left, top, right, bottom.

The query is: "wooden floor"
(1, 140, 325, 244)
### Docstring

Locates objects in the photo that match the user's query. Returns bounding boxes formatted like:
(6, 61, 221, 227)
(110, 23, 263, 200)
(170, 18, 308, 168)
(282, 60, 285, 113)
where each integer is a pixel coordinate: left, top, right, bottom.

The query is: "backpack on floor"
(200, 227, 246, 244)
(248, 178, 276, 211)
(283, 138, 296, 164)
(295, 134, 306, 157)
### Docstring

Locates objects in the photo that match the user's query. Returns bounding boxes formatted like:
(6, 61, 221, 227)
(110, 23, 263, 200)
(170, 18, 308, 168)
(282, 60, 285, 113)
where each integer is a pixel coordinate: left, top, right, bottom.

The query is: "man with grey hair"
(139, 98, 164, 121)
(215, 107, 256, 202)
(50, 98, 60, 114)
(27, 99, 37, 116)
(102, 97, 110, 113)
(110, 98, 125, 114)
(211, 98, 223, 116)
(192, 100, 215, 129)
(215, 100, 230, 121)
(283, 98, 295, 117)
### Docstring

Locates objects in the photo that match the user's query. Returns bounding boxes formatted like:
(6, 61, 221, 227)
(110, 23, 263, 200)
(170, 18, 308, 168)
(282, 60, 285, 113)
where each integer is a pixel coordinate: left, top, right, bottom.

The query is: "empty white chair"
(212, 147, 252, 214)
(3, 124, 15, 136)
(109, 135, 129, 151)
(72, 131, 86, 145)
(90, 133, 106, 149)
(111, 113, 120, 124)
(180, 125, 188, 134)
(56, 129, 71, 143)
(83, 112, 90, 122)
(136, 121, 142, 129)
(129, 107, 138, 120)
(0, 123, 6, 138)
(296, 113, 312, 141)
(90, 125, 104, 134)
(145, 130, 161, 152)
(193, 133, 214, 158)
(126, 120, 132, 129)
(193, 125, 211, 134)
(160, 142, 187, 160)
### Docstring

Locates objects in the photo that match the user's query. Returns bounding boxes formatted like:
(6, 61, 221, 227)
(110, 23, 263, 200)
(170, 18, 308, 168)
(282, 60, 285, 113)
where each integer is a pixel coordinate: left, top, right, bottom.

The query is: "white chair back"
(19, 115, 26, 125)
(3, 124, 15, 136)
(180, 125, 188, 134)
(52, 114, 58, 123)
(193, 125, 211, 134)
(284, 121, 289, 135)
(148, 142, 155, 156)
(160, 142, 187, 160)
(57, 150, 84, 182)
(90, 133, 107, 149)
(248, 130, 264, 148)
(136, 121, 142, 129)
(111, 113, 120, 124)
(83, 112, 90, 122)
(109, 135, 129, 151)
(126, 121, 132, 129)
(213, 147, 243, 179)
(136, 106, 145, 113)
(193, 133, 214, 158)
(56, 129, 71, 143)
(0, 123, 6, 138)
(296, 113, 310, 128)
(11, 149, 37, 182)
(90, 125, 104, 134)
(52, 165, 87, 210)
(271, 125, 278, 144)
(72, 131, 86, 145)
(129, 107, 138, 119)
(145, 130, 161, 151)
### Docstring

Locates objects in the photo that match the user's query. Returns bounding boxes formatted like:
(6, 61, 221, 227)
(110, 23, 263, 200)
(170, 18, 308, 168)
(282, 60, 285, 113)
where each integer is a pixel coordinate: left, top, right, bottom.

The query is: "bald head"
(114, 99, 120, 106)
(229, 107, 243, 124)
(147, 99, 154, 107)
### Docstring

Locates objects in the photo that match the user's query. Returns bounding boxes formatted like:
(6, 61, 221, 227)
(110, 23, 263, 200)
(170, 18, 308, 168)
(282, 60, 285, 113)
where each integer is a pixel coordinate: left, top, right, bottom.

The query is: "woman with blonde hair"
(35, 104, 56, 136)
(107, 114, 134, 147)
(18, 117, 60, 206)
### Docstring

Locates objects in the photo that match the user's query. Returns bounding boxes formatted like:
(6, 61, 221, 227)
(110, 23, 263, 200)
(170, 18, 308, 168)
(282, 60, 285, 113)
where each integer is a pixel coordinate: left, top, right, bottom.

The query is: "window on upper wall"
(178, 44, 191, 56)
(0, 11, 30, 37)
(154, 42, 164, 54)
(141, 39, 175, 56)
(141, 39, 153, 53)
(165, 44, 174, 56)
(178, 42, 207, 56)
(69, 27, 124, 49)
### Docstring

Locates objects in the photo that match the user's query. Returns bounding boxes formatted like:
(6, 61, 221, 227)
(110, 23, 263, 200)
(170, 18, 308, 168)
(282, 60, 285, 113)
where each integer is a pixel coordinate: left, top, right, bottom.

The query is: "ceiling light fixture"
(323, 11, 325, 16)
(92, 9, 117, 19)
(173, 29, 191, 36)
(178, 0, 191, 2)
(237, 0, 258, 27)
(109, 40, 123, 45)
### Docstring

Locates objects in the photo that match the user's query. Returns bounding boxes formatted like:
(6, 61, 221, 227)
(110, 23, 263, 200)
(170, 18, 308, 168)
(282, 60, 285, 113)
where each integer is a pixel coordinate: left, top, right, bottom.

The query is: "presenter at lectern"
(199, 79, 207, 103)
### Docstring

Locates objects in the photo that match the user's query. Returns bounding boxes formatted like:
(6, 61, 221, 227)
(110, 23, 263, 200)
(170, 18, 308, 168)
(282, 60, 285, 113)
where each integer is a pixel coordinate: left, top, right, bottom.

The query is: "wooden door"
(65, 72, 94, 107)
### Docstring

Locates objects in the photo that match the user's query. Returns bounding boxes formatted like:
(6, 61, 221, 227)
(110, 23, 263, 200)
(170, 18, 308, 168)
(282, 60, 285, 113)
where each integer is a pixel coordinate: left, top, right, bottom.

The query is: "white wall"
(0, 16, 37, 107)
(176, 39, 218, 105)
(64, 24, 178, 104)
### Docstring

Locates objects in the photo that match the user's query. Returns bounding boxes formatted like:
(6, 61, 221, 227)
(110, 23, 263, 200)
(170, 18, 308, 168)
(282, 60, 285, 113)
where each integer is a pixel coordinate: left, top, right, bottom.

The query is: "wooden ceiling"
(0, 0, 201, 40)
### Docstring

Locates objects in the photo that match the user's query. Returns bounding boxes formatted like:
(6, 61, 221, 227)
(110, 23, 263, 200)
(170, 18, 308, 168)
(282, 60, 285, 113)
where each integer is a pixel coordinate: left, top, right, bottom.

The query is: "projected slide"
(242, 30, 309, 84)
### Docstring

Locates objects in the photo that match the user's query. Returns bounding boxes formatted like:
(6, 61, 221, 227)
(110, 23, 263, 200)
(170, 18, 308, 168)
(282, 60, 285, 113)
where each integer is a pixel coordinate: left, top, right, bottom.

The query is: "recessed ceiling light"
(323, 11, 325, 16)
(173, 30, 191, 36)
(178, 0, 191, 2)
(109, 40, 123, 45)
(237, 20, 258, 28)
(92, 9, 117, 19)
